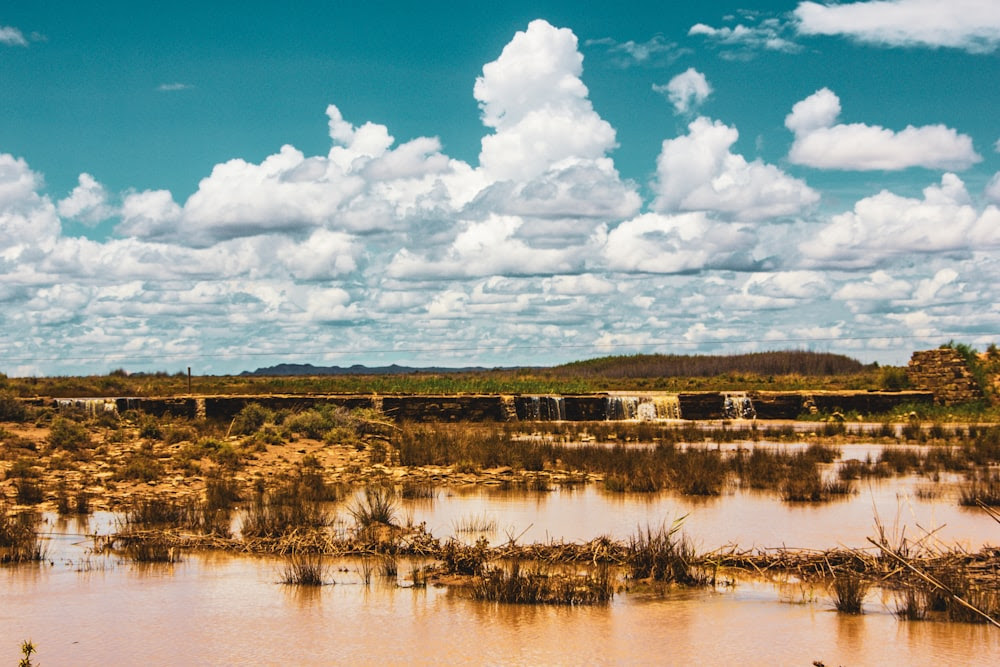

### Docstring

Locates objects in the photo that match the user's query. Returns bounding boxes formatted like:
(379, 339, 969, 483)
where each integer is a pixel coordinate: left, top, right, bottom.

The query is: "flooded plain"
(4, 438, 1000, 666)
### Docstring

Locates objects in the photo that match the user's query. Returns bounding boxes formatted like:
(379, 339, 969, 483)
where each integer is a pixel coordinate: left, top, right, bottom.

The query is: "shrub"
(47, 417, 92, 450)
(138, 415, 163, 440)
(114, 453, 164, 482)
(0, 392, 27, 422)
(231, 403, 273, 436)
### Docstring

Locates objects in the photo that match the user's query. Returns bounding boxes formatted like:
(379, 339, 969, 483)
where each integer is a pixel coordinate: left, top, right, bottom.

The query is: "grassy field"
(0, 351, 897, 397)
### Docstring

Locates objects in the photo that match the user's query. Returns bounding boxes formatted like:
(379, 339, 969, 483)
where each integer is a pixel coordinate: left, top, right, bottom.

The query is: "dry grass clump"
(440, 536, 491, 575)
(348, 486, 398, 528)
(453, 512, 498, 534)
(830, 572, 869, 614)
(626, 522, 702, 585)
(473, 561, 614, 605)
(0, 504, 45, 563)
(959, 471, 1000, 506)
(240, 480, 332, 539)
(280, 552, 329, 586)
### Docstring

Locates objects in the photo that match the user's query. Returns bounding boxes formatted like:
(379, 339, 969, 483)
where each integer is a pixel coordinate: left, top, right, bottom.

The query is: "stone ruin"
(906, 348, 984, 405)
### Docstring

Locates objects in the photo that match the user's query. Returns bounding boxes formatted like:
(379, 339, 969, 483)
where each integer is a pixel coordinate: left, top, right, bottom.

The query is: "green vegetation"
(0, 350, 888, 398)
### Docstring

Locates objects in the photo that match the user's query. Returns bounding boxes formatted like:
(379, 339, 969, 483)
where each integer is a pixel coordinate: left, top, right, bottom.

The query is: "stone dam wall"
(51, 390, 933, 422)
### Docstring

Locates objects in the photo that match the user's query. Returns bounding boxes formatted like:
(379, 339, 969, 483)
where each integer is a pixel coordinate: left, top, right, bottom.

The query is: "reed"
(120, 534, 179, 563)
(280, 552, 329, 586)
(452, 512, 498, 534)
(894, 586, 928, 620)
(0, 505, 45, 563)
(959, 471, 1000, 507)
(440, 536, 490, 575)
(830, 572, 868, 614)
(627, 522, 701, 585)
(240, 487, 332, 539)
(472, 561, 613, 605)
(348, 486, 399, 528)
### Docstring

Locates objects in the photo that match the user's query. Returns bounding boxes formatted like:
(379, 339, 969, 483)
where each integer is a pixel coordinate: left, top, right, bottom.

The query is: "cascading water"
(55, 398, 118, 415)
(722, 392, 756, 419)
(605, 396, 640, 420)
(608, 395, 682, 421)
(523, 396, 565, 421)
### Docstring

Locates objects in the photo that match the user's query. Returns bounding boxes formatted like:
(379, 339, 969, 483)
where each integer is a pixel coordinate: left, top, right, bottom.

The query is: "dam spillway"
(44, 390, 934, 422)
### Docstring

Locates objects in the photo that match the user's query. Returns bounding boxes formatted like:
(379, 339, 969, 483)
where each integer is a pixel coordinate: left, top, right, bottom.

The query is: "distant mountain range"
(241, 363, 498, 376)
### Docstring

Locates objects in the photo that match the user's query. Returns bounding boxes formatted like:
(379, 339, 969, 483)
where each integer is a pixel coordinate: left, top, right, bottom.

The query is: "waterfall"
(606, 395, 682, 421)
(55, 398, 118, 415)
(523, 396, 565, 421)
(501, 395, 518, 421)
(722, 392, 756, 419)
(605, 396, 640, 420)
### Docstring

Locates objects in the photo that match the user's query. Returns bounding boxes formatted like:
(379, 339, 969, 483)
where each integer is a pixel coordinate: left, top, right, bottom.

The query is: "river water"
(4, 442, 1000, 665)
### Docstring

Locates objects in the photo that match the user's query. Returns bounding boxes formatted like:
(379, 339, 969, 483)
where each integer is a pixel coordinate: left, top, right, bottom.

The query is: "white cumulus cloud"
(57, 173, 115, 225)
(601, 212, 758, 274)
(474, 19, 618, 182)
(786, 88, 981, 170)
(801, 173, 1000, 267)
(654, 117, 818, 220)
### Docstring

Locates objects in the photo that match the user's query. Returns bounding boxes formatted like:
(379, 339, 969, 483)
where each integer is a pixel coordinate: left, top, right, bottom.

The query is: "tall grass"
(473, 561, 614, 605)
(0, 505, 45, 563)
(626, 522, 701, 585)
(348, 486, 398, 528)
(831, 573, 868, 614)
(280, 552, 329, 586)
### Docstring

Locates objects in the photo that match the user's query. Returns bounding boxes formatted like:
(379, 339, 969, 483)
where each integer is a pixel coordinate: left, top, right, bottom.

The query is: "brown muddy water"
(4, 443, 1000, 665)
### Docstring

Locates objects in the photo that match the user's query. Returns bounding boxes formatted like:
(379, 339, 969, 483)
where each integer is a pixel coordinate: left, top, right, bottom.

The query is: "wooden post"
(187, 367, 192, 394)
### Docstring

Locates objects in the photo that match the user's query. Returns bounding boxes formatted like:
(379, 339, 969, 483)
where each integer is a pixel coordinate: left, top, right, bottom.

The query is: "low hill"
(551, 351, 868, 379)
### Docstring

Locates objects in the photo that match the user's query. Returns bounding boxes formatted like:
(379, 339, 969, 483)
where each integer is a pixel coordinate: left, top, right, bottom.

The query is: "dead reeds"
(473, 561, 614, 605)
(280, 552, 329, 586)
(0, 505, 45, 563)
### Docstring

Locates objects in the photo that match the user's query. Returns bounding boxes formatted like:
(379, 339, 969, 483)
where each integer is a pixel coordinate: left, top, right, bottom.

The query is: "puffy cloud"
(653, 68, 712, 114)
(387, 214, 585, 279)
(57, 173, 115, 225)
(795, 0, 1000, 53)
(833, 270, 913, 302)
(986, 173, 1000, 204)
(801, 173, 1000, 267)
(117, 189, 183, 240)
(474, 19, 617, 181)
(786, 88, 981, 170)
(653, 117, 818, 220)
(601, 212, 758, 274)
(0, 26, 28, 47)
(466, 158, 640, 221)
(726, 271, 832, 310)
(0, 153, 61, 253)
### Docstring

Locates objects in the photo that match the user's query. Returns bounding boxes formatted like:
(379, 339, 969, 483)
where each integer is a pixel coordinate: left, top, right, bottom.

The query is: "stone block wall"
(906, 349, 983, 405)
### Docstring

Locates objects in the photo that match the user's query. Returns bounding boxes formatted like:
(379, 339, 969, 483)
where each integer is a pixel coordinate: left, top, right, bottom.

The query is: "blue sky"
(2, 0, 999, 375)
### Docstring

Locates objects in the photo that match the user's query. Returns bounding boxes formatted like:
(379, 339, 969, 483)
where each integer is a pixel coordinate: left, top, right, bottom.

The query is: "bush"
(0, 392, 27, 422)
(47, 417, 92, 450)
(231, 403, 273, 436)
